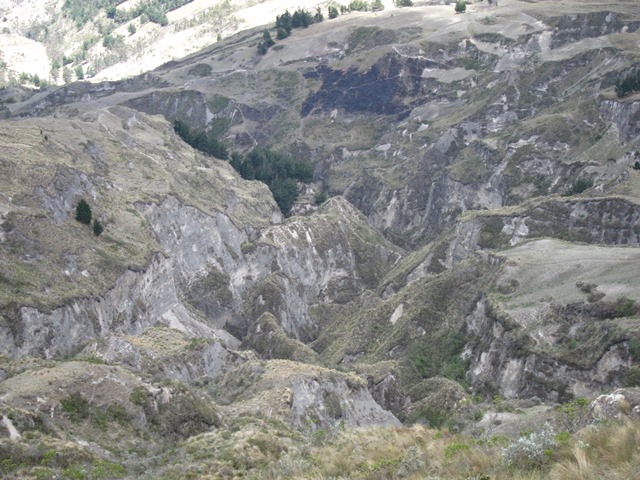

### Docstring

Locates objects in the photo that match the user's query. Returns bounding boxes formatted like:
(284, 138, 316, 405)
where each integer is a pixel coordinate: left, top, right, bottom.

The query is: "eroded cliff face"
(1, 4, 640, 460)
(466, 297, 631, 402)
(1, 190, 401, 360)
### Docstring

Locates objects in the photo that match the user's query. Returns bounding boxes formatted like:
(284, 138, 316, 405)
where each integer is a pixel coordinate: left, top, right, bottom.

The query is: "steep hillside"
(1, 0, 640, 478)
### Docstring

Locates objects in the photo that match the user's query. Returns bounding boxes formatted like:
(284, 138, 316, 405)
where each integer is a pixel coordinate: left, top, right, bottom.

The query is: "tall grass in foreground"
(251, 419, 640, 480)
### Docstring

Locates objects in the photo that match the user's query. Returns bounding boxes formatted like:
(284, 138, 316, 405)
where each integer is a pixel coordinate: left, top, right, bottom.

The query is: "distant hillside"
(0, 0, 396, 87)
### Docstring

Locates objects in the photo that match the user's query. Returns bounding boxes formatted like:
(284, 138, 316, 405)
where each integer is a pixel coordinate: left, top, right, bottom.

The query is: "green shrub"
(624, 366, 640, 387)
(565, 177, 594, 195)
(314, 192, 327, 205)
(615, 70, 640, 98)
(411, 331, 468, 385)
(502, 423, 557, 468)
(556, 398, 590, 432)
(174, 120, 228, 159)
(129, 387, 150, 406)
(60, 392, 91, 422)
(455, 0, 467, 13)
(92, 219, 104, 236)
(75, 199, 92, 224)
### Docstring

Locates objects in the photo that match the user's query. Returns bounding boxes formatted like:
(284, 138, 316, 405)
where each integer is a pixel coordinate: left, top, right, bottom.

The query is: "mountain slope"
(1, 0, 640, 478)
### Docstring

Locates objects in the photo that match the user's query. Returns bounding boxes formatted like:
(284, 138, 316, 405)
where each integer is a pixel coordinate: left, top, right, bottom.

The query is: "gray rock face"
(124, 90, 215, 131)
(0, 253, 238, 359)
(600, 99, 640, 142)
(466, 298, 630, 402)
(82, 331, 240, 385)
(0, 193, 400, 359)
(591, 387, 640, 420)
(289, 375, 401, 431)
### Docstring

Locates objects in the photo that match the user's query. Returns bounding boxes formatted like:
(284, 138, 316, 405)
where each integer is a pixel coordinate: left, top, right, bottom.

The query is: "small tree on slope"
(75, 199, 92, 225)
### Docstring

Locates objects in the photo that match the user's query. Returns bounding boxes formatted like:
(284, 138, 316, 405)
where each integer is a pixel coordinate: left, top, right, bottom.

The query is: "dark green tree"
(173, 120, 228, 159)
(455, 0, 467, 13)
(262, 29, 275, 47)
(93, 219, 104, 236)
(271, 178, 299, 216)
(314, 191, 327, 205)
(275, 10, 292, 35)
(327, 6, 339, 19)
(228, 147, 313, 216)
(75, 199, 92, 224)
(257, 41, 269, 55)
(615, 71, 640, 98)
(291, 8, 313, 28)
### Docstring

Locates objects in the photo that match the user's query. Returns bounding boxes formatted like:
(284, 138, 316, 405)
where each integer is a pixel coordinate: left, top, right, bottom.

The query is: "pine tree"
(75, 199, 92, 224)
(93, 219, 104, 236)
(262, 29, 275, 48)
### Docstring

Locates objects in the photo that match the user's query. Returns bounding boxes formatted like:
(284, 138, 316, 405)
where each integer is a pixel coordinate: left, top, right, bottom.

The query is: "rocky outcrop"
(466, 298, 631, 402)
(550, 12, 640, 49)
(289, 372, 401, 431)
(600, 99, 640, 142)
(591, 387, 640, 420)
(242, 312, 320, 364)
(0, 253, 239, 359)
(0, 189, 401, 359)
(82, 326, 242, 385)
(217, 359, 400, 432)
(124, 90, 216, 131)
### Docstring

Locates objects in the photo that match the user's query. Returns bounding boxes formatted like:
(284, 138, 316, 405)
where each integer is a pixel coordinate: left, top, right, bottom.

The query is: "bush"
(455, 0, 467, 13)
(349, 0, 369, 11)
(556, 398, 590, 432)
(615, 70, 640, 98)
(565, 177, 593, 195)
(75, 199, 92, 224)
(271, 178, 299, 216)
(60, 392, 91, 422)
(314, 192, 327, 205)
(327, 6, 339, 19)
(624, 366, 640, 387)
(92, 219, 104, 236)
(502, 423, 557, 468)
(291, 8, 313, 28)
